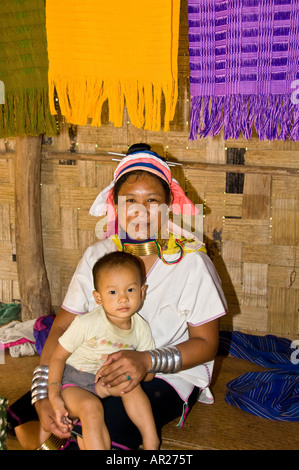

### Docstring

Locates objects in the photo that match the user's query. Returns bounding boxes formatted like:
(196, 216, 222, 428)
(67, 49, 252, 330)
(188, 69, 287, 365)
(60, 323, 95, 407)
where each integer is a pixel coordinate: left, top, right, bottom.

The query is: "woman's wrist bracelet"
(148, 346, 182, 374)
(31, 365, 49, 405)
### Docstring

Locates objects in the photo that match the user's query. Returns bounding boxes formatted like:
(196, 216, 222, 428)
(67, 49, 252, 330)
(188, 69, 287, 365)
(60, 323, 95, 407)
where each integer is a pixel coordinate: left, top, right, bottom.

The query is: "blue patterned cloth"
(219, 331, 299, 421)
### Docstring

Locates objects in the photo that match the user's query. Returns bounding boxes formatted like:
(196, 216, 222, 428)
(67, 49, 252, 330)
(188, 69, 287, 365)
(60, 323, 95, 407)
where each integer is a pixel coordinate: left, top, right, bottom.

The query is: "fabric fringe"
(49, 75, 177, 132)
(46, 0, 180, 133)
(0, 88, 57, 138)
(0, 0, 58, 139)
(176, 402, 189, 427)
(189, 94, 299, 141)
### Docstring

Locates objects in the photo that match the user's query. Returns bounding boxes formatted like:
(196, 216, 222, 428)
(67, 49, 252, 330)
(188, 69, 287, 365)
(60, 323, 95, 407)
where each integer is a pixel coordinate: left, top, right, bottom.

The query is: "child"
(48, 251, 159, 450)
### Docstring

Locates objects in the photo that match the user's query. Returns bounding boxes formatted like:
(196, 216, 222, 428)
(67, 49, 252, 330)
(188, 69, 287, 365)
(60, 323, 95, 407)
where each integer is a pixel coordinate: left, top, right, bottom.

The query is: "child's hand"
(56, 409, 73, 432)
(50, 395, 73, 432)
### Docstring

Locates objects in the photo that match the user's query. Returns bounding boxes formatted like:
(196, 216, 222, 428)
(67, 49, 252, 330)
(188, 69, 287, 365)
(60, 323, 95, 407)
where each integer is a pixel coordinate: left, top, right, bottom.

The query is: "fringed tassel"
(48, 76, 177, 132)
(176, 402, 189, 428)
(189, 94, 299, 141)
(0, 88, 57, 138)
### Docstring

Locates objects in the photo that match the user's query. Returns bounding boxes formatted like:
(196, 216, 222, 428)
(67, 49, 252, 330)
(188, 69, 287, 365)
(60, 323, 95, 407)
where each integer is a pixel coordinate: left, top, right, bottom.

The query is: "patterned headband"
(89, 151, 199, 217)
(114, 151, 171, 184)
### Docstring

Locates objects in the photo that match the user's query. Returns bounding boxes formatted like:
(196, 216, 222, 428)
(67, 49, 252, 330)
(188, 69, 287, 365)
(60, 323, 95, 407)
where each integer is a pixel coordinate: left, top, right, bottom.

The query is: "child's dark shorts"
(61, 364, 97, 395)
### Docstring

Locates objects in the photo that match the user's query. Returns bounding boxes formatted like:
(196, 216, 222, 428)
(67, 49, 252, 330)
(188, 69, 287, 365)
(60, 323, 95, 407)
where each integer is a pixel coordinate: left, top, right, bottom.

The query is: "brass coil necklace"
(121, 238, 185, 265)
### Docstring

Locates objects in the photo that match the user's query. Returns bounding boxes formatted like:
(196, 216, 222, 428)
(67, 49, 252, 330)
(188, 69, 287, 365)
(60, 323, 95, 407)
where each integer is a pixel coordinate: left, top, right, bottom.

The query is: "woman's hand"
(35, 398, 72, 439)
(95, 350, 151, 394)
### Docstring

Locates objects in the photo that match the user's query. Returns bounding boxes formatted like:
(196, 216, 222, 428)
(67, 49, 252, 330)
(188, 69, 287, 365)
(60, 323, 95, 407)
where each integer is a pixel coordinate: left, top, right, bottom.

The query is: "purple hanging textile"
(188, 0, 299, 141)
(33, 315, 55, 355)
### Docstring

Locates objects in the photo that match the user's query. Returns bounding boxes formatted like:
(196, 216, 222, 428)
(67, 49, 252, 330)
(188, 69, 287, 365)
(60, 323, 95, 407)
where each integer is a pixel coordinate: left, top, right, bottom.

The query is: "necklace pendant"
(159, 240, 168, 251)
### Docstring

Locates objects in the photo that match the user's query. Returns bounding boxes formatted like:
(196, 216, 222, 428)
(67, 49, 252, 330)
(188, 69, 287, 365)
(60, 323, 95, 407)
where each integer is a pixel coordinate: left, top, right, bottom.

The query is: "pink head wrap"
(89, 150, 199, 221)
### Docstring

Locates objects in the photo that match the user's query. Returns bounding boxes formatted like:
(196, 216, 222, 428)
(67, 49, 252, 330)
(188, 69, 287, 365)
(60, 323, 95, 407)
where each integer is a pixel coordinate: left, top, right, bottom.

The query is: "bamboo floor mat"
(0, 350, 298, 451)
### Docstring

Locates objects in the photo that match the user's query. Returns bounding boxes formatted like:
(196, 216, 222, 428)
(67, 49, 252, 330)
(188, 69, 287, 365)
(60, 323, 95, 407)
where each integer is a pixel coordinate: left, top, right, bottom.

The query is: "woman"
(11, 143, 227, 450)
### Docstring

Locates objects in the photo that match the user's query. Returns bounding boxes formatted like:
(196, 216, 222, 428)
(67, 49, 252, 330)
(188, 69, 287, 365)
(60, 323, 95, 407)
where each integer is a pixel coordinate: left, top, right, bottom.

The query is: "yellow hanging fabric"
(46, 0, 180, 132)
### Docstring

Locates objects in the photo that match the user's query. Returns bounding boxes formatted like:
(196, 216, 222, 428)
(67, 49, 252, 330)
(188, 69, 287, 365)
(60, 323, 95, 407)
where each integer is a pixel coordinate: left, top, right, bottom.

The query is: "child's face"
(93, 265, 146, 326)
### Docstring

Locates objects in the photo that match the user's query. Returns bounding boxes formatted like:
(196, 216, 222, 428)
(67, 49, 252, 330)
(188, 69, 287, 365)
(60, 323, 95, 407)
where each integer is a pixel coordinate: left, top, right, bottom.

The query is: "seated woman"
(9, 143, 227, 450)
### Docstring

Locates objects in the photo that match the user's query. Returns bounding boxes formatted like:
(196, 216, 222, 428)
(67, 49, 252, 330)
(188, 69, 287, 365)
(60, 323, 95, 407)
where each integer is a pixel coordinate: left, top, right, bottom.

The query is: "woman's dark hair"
(92, 251, 145, 289)
(113, 143, 171, 205)
(127, 143, 152, 155)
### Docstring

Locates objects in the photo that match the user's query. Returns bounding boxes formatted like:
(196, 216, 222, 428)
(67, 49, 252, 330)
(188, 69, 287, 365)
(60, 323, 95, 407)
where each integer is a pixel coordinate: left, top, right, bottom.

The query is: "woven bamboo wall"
(0, 2, 298, 338)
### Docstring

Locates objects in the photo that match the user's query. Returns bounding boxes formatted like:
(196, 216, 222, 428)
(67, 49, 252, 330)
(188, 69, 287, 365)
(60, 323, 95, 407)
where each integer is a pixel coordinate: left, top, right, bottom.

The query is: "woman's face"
(116, 173, 170, 240)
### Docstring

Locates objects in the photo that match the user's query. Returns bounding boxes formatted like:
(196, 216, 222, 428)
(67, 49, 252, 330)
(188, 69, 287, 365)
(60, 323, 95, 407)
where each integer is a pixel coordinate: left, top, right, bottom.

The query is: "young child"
(48, 251, 159, 450)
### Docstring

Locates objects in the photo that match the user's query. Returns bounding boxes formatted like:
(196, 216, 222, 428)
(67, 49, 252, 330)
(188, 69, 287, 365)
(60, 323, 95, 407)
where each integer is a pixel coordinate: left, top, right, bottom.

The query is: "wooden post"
(15, 136, 51, 321)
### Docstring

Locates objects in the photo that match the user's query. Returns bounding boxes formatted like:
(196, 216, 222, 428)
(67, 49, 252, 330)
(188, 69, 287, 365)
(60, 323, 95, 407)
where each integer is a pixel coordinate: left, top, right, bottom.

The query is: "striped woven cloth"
(225, 370, 299, 421)
(188, 0, 299, 141)
(219, 331, 299, 421)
